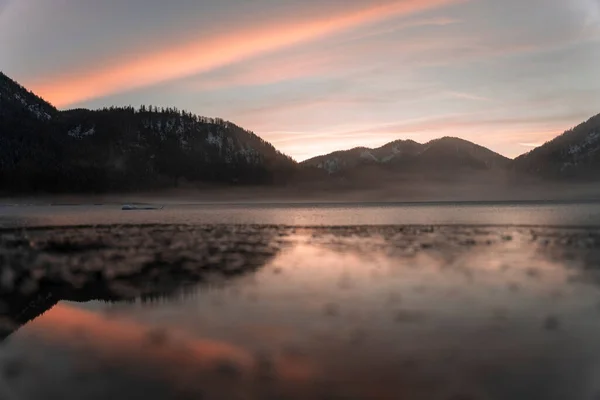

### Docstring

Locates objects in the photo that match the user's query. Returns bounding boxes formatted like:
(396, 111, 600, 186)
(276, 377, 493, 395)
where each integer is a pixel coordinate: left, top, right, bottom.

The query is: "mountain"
(0, 72, 297, 192)
(2, 71, 599, 194)
(0, 73, 63, 190)
(302, 113, 600, 191)
(301, 140, 421, 174)
(514, 113, 600, 180)
(302, 137, 511, 177)
(0, 73, 56, 121)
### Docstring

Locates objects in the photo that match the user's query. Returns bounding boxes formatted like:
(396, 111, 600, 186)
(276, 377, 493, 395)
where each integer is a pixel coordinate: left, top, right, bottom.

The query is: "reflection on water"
(2, 226, 600, 399)
(3, 202, 600, 227)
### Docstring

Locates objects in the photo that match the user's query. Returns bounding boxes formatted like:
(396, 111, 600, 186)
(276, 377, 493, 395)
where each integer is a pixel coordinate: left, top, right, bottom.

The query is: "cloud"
(265, 110, 591, 160)
(519, 142, 544, 148)
(187, 17, 596, 100)
(583, 0, 600, 37)
(30, 0, 465, 107)
(0, 0, 9, 16)
(184, 51, 350, 92)
(444, 91, 493, 102)
(334, 16, 461, 44)
(179, 16, 463, 93)
(581, 0, 600, 24)
(309, 112, 584, 138)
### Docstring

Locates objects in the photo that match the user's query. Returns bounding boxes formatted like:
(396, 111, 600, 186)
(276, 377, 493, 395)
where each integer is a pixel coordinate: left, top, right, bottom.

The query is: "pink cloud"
(31, 0, 464, 107)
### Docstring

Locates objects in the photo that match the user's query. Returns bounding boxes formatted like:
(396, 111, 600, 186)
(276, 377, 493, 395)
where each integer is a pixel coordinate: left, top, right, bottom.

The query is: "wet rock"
(41, 239, 108, 254)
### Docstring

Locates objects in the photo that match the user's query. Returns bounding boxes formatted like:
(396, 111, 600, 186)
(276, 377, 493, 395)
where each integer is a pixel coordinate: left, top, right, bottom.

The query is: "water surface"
(2, 201, 600, 227)
(1, 225, 600, 399)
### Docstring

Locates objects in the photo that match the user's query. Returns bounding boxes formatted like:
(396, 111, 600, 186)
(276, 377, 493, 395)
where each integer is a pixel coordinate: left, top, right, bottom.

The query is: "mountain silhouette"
(1, 71, 599, 193)
(0, 72, 297, 192)
(514, 114, 600, 180)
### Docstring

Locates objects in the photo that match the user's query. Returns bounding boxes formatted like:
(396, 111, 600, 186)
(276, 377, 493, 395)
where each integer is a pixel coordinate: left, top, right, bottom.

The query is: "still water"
(1, 201, 600, 227)
(1, 204, 600, 399)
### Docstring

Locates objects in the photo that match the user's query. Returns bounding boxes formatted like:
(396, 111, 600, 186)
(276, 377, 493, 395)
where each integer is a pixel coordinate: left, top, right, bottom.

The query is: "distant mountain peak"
(302, 135, 509, 175)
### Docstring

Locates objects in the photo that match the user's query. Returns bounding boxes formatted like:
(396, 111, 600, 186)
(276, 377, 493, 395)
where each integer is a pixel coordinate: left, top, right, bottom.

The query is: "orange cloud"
(31, 0, 464, 107)
(445, 91, 493, 102)
(186, 52, 346, 91)
(185, 18, 463, 92)
(519, 142, 544, 148)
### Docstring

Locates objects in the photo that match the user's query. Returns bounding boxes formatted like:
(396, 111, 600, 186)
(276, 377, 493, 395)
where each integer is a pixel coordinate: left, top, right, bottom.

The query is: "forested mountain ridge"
(303, 116, 600, 183)
(302, 136, 511, 176)
(1, 71, 599, 193)
(514, 113, 600, 180)
(0, 72, 297, 192)
(0, 72, 56, 121)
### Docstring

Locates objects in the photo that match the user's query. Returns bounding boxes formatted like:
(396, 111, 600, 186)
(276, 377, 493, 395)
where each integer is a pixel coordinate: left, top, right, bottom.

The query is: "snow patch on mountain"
(139, 116, 265, 163)
(206, 132, 224, 150)
(559, 130, 600, 172)
(68, 125, 96, 139)
(568, 131, 600, 155)
(13, 93, 52, 121)
(379, 144, 409, 162)
(360, 150, 378, 161)
(317, 158, 343, 174)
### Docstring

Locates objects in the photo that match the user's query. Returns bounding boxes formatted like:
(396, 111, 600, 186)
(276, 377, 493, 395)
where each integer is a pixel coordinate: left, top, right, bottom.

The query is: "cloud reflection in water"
(3, 226, 600, 399)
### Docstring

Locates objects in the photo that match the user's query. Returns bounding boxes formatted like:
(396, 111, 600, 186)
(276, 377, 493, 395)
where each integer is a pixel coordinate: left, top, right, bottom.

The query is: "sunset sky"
(1, 0, 599, 161)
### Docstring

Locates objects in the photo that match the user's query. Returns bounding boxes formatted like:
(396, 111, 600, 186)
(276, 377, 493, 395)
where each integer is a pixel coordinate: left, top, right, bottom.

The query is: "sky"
(1, 0, 599, 161)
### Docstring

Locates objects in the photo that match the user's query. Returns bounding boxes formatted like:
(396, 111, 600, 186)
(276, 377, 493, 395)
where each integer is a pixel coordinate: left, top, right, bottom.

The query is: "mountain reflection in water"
(2, 225, 600, 400)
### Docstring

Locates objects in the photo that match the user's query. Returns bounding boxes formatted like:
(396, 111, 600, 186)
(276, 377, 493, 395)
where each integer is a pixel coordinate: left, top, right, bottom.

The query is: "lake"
(1, 203, 600, 399)
(2, 201, 600, 227)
